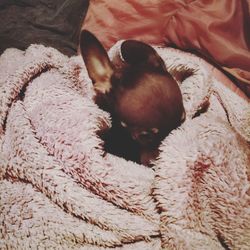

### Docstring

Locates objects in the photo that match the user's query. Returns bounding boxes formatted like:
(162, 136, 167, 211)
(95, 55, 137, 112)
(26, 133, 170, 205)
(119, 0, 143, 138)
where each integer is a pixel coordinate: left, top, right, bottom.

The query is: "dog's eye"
(151, 128, 159, 134)
(120, 121, 127, 128)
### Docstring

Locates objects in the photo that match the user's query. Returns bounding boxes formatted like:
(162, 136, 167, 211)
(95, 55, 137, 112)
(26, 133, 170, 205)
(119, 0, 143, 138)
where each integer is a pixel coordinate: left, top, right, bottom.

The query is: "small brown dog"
(80, 30, 185, 166)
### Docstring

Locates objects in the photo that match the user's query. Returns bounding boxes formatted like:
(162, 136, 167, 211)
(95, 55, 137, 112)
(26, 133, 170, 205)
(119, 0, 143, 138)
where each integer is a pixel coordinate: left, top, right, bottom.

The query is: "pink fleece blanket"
(0, 42, 249, 250)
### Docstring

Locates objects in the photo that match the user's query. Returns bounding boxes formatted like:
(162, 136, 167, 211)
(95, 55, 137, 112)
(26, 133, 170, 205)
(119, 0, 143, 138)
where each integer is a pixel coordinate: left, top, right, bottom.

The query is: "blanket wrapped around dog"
(0, 42, 249, 250)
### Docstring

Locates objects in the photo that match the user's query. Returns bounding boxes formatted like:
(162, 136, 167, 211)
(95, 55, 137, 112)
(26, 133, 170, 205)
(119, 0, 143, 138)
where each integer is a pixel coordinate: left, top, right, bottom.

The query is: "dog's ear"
(121, 40, 166, 71)
(80, 30, 113, 94)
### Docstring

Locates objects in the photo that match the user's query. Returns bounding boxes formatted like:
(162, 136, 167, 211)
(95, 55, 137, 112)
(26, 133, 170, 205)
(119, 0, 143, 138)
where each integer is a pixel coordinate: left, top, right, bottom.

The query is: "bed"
(0, 1, 249, 249)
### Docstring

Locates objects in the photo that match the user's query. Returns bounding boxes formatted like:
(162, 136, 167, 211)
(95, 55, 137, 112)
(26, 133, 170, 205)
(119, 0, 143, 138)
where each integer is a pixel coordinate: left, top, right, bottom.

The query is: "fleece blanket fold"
(0, 42, 249, 250)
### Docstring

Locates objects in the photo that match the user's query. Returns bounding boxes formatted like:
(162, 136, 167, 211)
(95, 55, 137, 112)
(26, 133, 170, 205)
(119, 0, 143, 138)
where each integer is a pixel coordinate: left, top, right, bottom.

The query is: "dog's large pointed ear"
(121, 40, 166, 71)
(80, 30, 113, 94)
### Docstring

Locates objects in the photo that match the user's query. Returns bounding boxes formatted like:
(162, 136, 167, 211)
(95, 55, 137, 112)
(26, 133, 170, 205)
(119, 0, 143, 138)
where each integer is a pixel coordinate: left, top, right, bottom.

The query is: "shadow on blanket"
(0, 42, 249, 249)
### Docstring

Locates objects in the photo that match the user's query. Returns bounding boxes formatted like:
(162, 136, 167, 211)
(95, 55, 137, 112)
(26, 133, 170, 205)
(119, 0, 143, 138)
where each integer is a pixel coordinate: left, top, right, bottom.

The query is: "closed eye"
(151, 128, 159, 134)
(120, 121, 127, 128)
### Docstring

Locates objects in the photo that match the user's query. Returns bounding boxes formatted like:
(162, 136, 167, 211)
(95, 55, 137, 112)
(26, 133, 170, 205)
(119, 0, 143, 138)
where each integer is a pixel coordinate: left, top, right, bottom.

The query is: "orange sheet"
(83, 0, 250, 97)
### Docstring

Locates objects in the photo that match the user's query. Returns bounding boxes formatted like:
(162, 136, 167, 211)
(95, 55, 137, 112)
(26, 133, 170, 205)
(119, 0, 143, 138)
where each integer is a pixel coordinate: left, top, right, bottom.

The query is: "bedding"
(0, 41, 249, 249)
(0, 0, 89, 56)
(83, 0, 250, 97)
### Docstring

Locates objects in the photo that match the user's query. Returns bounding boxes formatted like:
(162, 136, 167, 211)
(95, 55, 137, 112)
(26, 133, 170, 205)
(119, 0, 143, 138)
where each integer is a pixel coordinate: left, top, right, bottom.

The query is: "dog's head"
(80, 30, 185, 148)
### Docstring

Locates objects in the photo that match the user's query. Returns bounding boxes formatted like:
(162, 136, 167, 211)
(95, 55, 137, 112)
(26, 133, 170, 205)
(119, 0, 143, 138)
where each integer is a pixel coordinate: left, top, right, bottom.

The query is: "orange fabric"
(83, 0, 250, 97)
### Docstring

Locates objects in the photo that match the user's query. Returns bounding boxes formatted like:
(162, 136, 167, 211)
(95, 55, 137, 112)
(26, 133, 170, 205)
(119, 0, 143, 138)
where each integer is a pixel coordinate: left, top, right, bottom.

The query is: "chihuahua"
(80, 30, 185, 166)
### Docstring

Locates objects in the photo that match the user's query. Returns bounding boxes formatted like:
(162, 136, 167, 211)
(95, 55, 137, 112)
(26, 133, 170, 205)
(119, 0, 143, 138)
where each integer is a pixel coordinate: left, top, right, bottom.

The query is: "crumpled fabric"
(83, 0, 250, 96)
(0, 0, 89, 56)
(0, 41, 249, 250)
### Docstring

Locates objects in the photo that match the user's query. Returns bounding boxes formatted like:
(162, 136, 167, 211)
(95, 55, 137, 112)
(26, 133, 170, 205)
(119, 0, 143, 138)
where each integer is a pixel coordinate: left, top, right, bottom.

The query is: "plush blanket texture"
(0, 42, 249, 249)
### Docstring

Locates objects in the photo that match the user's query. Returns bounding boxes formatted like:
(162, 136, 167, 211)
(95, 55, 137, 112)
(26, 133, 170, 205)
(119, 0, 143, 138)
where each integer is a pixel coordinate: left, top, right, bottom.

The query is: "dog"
(80, 30, 185, 166)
